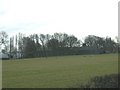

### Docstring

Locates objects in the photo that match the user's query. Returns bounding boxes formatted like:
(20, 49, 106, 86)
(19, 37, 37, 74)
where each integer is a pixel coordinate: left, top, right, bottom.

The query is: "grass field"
(2, 54, 118, 88)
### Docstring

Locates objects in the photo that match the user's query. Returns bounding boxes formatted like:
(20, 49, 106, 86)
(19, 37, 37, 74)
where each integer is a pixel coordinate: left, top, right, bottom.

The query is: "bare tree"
(39, 34, 47, 57)
(0, 31, 9, 52)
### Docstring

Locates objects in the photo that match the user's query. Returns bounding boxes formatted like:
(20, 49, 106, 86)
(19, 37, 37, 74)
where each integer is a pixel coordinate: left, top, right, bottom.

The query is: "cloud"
(0, 0, 118, 39)
(0, 11, 5, 16)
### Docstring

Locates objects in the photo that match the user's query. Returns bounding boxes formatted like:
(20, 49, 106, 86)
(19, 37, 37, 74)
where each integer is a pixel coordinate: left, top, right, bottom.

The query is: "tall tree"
(9, 36, 15, 58)
(105, 37, 117, 53)
(64, 35, 78, 48)
(46, 39, 60, 50)
(34, 34, 41, 57)
(84, 35, 105, 48)
(84, 35, 117, 53)
(39, 34, 47, 57)
(53, 33, 69, 48)
(0, 31, 9, 52)
(23, 37, 36, 58)
(18, 33, 25, 58)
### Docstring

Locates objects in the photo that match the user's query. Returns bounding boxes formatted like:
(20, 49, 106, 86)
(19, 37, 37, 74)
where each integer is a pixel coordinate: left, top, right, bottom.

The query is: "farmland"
(2, 54, 118, 88)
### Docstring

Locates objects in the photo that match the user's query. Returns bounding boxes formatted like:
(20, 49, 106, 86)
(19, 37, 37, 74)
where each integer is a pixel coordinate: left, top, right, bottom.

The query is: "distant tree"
(116, 36, 120, 53)
(34, 34, 41, 57)
(14, 34, 18, 58)
(84, 35, 117, 53)
(18, 33, 25, 58)
(23, 37, 36, 58)
(84, 35, 98, 47)
(82, 43, 87, 47)
(85, 35, 105, 48)
(64, 35, 78, 48)
(105, 37, 117, 53)
(9, 36, 15, 58)
(18, 33, 23, 52)
(53, 33, 69, 47)
(6, 32, 119, 59)
(53, 33, 62, 41)
(46, 34, 52, 43)
(39, 34, 47, 57)
(46, 38, 60, 50)
(0, 31, 9, 52)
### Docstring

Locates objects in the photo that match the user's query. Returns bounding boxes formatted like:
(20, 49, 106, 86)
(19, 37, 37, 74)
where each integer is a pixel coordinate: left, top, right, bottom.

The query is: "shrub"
(70, 73, 119, 88)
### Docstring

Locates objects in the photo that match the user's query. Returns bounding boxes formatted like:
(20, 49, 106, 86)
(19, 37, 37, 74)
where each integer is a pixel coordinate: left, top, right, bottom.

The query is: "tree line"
(0, 31, 119, 59)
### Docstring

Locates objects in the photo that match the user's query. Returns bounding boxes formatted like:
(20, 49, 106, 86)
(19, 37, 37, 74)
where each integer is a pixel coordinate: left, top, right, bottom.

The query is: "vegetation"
(0, 31, 119, 88)
(0, 31, 119, 59)
(71, 73, 119, 88)
(2, 54, 118, 88)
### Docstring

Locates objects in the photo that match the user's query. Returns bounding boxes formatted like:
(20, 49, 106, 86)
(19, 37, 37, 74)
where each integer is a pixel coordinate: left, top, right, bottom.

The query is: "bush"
(70, 73, 119, 88)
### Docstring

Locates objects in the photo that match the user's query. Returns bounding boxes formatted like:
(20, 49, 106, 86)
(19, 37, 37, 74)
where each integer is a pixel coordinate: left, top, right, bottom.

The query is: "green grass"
(2, 54, 118, 88)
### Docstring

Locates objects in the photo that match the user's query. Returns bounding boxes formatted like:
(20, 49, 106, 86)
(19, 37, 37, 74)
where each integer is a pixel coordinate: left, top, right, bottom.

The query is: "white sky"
(0, 0, 119, 40)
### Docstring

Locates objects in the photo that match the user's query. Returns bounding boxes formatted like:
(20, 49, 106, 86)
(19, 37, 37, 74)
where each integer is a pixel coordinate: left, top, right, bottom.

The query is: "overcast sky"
(0, 0, 118, 40)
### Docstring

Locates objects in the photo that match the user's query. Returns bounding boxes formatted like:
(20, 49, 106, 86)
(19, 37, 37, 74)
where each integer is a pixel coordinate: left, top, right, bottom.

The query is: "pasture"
(2, 54, 118, 88)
